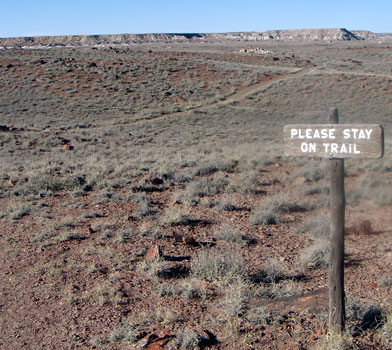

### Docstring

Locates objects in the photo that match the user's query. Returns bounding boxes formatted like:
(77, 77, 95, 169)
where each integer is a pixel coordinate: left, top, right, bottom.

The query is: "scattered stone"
(239, 47, 274, 54)
(145, 335, 174, 350)
(150, 177, 164, 185)
(134, 333, 159, 349)
(60, 138, 71, 145)
(144, 244, 161, 263)
(33, 59, 47, 65)
(134, 333, 174, 350)
(193, 327, 218, 347)
(63, 144, 74, 150)
(348, 220, 373, 235)
(156, 263, 189, 278)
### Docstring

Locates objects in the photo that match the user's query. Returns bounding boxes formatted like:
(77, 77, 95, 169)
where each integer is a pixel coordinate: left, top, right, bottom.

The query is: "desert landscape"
(0, 28, 391, 349)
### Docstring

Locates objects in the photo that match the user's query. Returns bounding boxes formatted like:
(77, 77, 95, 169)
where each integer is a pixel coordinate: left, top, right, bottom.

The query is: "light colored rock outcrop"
(0, 28, 389, 49)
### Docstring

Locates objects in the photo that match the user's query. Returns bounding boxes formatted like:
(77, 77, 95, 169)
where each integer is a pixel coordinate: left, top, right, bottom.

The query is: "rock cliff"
(0, 28, 390, 49)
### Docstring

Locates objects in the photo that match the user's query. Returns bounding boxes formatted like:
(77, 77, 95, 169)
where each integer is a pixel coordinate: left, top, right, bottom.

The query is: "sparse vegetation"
(191, 248, 246, 284)
(0, 39, 391, 350)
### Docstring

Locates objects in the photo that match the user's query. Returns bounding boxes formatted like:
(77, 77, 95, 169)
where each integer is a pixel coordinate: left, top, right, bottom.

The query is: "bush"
(191, 248, 246, 284)
(299, 240, 329, 271)
(175, 178, 228, 206)
(172, 328, 200, 350)
(214, 224, 246, 245)
(110, 321, 141, 344)
(160, 208, 193, 226)
(157, 279, 206, 300)
(227, 170, 259, 194)
(297, 214, 330, 239)
(26, 175, 86, 194)
(250, 193, 303, 225)
(294, 163, 326, 182)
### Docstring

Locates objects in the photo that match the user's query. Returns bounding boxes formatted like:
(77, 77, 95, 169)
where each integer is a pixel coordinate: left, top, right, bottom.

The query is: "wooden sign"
(284, 108, 385, 334)
(283, 124, 384, 159)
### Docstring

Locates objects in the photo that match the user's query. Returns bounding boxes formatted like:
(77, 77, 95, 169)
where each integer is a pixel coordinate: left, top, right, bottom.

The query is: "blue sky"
(1, 0, 391, 38)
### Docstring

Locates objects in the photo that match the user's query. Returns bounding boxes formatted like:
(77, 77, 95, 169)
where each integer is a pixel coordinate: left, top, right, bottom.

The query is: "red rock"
(293, 176, 306, 185)
(145, 334, 174, 350)
(144, 245, 161, 263)
(7, 180, 16, 187)
(134, 333, 159, 349)
(145, 344, 165, 350)
(348, 220, 373, 236)
(193, 328, 217, 346)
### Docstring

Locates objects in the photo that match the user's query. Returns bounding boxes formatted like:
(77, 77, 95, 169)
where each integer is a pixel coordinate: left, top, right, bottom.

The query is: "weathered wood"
(328, 108, 346, 333)
(283, 123, 384, 159)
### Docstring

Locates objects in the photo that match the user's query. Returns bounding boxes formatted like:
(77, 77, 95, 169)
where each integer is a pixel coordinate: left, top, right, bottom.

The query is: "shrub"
(293, 163, 326, 182)
(246, 304, 271, 324)
(26, 175, 86, 194)
(214, 224, 246, 245)
(172, 328, 200, 350)
(249, 208, 278, 226)
(160, 208, 192, 226)
(251, 258, 285, 284)
(110, 321, 141, 344)
(299, 240, 329, 271)
(227, 170, 259, 194)
(300, 184, 330, 196)
(297, 214, 330, 239)
(353, 174, 392, 207)
(157, 279, 206, 300)
(250, 193, 303, 225)
(191, 248, 246, 284)
(174, 178, 228, 206)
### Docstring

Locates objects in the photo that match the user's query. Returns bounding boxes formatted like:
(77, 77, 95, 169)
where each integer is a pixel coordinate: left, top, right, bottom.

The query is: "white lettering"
(351, 128, 359, 139)
(291, 129, 298, 138)
(300, 142, 317, 152)
(343, 129, 351, 139)
(323, 143, 330, 153)
(329, 129, 336, 139)
(313, 129, 320, 139)
(358, 129, 366, 139)
(340, 144, 347, 153)
(306, 129, 312, 139)
(331, 143, 339, 154)
(365, 129, 373, 139)
(354, 144, 360, 154)
(321, 129, 328, 139)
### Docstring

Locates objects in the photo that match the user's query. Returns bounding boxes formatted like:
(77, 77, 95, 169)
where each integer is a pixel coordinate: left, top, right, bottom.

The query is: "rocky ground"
(0, 39, 391, 349)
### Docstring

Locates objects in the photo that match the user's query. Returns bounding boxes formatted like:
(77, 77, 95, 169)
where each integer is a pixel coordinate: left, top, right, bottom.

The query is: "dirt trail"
(214, 68, 312, 105)
(129, 68, 312, 125)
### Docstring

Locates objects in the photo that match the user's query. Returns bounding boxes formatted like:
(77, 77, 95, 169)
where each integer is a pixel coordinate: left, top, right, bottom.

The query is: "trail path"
(85, 66, 392, 127)
(129, 67, 312, 124)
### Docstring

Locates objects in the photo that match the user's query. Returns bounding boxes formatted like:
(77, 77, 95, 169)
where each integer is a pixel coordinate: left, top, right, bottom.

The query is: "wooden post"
(283, 110, 384, 334)
(328, 108, 346, 333)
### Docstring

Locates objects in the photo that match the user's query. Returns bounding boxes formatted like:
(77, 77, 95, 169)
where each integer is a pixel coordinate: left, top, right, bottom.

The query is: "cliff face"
(0, 28, 389, 48)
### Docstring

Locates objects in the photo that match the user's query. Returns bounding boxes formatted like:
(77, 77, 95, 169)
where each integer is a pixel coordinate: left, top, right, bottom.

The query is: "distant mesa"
(0, 28, 390, 49)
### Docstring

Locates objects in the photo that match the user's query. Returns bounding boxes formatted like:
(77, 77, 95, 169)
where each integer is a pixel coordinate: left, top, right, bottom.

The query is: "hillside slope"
(0, 28, 390, 48)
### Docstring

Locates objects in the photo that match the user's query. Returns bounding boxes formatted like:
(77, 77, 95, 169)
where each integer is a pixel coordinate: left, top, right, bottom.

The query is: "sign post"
(327, 108, 345, 333)
(283, 108, 384, 334)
